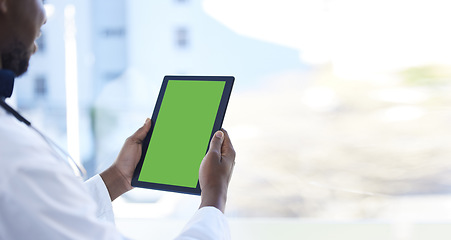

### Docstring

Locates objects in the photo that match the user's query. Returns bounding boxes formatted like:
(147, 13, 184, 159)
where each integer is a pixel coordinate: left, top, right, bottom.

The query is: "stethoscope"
(0, 97, 87, 179)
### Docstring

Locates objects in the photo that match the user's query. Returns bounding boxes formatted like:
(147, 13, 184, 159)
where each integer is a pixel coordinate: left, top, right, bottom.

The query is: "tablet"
(131, 75, 234, 195)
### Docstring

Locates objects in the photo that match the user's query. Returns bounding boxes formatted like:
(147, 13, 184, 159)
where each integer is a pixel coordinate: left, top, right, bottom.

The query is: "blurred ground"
(116, 218, 451, 240)
(224, 65, 451, 219)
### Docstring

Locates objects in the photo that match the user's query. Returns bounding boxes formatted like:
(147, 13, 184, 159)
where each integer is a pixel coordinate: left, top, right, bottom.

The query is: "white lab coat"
(0, 107, 230, 240)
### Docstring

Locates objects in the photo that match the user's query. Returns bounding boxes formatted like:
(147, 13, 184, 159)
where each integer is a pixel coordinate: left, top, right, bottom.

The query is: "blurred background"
(10, 0, 451, 239)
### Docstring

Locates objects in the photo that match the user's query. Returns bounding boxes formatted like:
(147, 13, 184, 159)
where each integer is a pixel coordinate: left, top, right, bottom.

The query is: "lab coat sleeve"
(175, 207, 231, 240)
(85, 174, 116, 223)
(85, 174, 232, 240)
(1, 161, 126, 240)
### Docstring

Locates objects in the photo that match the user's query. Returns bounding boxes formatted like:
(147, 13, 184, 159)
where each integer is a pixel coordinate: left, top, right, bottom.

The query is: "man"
(0, 0, 236, 239)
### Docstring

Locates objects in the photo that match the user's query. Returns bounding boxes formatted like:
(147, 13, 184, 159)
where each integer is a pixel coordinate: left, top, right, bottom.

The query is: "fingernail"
(215, 131, 224, 139)
(145, 118, 150, 124)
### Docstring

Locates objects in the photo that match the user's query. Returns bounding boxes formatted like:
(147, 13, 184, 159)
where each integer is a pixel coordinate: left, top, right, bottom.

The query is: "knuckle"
(211, 149, 221, 158)
(207, 148, 221, 158)
(126, 136, 139, 144)
(229, 148, 236, 158)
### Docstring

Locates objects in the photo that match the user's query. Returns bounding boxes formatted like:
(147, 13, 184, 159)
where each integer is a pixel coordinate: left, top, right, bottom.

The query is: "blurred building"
(13, 0, 305, 178)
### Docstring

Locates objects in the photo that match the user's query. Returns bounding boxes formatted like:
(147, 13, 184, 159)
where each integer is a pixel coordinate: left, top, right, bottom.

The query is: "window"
(175, 27, 189, 49)
(17, 2, 451, 239)
(34, 75, 47, 98)
(101, 28, 125, 38)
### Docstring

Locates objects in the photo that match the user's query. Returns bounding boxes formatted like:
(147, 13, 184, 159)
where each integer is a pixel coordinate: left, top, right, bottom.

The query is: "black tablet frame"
(131, 75, 234, 195)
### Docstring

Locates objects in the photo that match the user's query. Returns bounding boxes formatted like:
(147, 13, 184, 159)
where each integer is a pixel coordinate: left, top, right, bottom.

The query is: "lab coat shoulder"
(0, 108, 61, 189)
(0, 108, 60, 168)
(0, 109, 124, 240)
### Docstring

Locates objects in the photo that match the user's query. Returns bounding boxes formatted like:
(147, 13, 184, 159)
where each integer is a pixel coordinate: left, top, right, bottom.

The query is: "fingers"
(220, 128, 236, 160)
(208, 130, 225, 156)
(128, 118, 152, 144)
(221, 129, 233, 148)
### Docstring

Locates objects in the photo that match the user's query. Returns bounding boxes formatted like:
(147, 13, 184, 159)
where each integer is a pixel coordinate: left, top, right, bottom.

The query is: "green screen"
(138, 80, 226, 188)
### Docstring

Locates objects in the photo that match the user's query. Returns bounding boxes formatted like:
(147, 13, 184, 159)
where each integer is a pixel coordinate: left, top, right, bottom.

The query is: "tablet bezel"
(131, 75, 234, 195)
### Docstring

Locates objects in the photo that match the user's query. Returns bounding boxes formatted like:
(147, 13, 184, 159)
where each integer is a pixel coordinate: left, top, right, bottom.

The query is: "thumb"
(130, 118, 151, 142)
(208, 130, 224, 154)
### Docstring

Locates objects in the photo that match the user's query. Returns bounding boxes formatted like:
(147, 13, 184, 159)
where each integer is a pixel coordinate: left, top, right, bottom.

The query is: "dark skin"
(0, 0, 45, 75)
(0, 0, 236, 213)
(199, 129, 235, 212)
(100, 119, 235, 213)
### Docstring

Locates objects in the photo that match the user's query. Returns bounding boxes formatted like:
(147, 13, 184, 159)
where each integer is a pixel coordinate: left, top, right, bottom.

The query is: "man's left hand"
(100, 118, 151, 201)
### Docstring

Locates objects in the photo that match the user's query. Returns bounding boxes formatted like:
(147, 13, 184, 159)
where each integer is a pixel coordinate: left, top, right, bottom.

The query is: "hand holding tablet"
(131, 75, 234, 195)
(199, 129, 235, 212)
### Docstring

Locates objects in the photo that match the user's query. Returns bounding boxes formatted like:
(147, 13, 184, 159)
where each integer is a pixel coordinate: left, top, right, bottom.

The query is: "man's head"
(0, 0, 46, 76)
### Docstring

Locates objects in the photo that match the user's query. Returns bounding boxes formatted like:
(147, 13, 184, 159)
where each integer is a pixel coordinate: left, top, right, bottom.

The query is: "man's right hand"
(199, 129, 235, 213)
